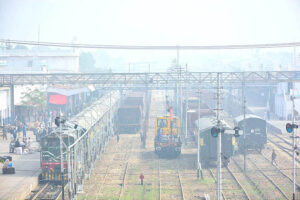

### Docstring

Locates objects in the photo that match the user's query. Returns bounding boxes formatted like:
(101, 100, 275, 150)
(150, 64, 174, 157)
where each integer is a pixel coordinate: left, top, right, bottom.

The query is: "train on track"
(40, 91, 120, 183)
(154, 115, 182, 157)
(117, 91, 146, 134)
(40, 123, 85, 182)
(234, 114, 267, 152)
(195, 117, 236, 167)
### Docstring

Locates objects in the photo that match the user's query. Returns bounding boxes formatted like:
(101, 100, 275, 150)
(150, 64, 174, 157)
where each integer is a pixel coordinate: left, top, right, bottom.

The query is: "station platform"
(0, 131, 40, 200)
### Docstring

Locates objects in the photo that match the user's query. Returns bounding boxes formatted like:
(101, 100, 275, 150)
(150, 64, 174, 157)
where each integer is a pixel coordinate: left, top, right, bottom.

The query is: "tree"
(20, 88, 47, 111)
(79, 52, 96, 72)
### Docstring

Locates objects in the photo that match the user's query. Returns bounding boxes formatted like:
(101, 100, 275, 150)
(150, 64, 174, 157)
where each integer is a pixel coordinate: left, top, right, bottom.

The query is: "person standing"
(117, 134, 120, 143)
(139, 173, 144, 185)
(2, 126, 7, 140)
(22, 123, 27, 138)
(272, 149, 277, 165)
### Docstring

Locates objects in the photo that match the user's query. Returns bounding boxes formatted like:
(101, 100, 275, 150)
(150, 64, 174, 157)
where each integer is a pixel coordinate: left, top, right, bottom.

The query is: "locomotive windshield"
(41, 136, 74, 161)
(157, 119, 168, 128)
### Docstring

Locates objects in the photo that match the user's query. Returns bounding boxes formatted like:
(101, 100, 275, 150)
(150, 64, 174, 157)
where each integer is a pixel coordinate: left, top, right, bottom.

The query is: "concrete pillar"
(10, 84, 15, 124)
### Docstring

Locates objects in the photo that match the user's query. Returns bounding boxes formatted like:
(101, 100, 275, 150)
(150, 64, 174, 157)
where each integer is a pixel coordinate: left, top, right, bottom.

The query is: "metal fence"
(66, 91, 121, 199)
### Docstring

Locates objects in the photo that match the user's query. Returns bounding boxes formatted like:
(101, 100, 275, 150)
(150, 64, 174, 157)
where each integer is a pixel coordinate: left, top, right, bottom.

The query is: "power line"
(1, 39, 300, 50)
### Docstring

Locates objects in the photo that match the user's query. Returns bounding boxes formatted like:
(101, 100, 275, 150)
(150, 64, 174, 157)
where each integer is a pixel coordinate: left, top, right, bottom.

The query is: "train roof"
(234, 114, 265, 123)
(71, 91, 120, 129)
(43, 125, 79, 139)
(195, 117, 231, 133)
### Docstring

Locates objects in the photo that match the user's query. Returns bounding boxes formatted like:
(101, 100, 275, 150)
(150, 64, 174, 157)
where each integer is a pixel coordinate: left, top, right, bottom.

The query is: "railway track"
(268, 135, 300, 163)
(118, 162, 129, 200)
(231, 157, 267, 200)
(260, 150, 300, 190)
(159, 158, 185, 200)
(158, 158, 161, 200)
(29, 182, 66, 200)
(208, 165, 250, 200)
(234, 155, 288, 199)
(248, 153, 292, 199)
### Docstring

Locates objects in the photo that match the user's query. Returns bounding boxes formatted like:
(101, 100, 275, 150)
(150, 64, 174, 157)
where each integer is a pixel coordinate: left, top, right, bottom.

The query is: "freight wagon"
(117, 92, 145, 134)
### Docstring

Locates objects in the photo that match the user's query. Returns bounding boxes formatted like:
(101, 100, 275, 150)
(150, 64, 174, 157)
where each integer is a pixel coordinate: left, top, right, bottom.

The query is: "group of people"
(10, 137, 32, 154)
(0, 120, 34, 154)
(2, 121, 27, 141)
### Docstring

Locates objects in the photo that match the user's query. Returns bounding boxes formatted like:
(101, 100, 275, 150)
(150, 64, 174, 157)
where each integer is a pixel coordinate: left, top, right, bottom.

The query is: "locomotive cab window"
(170, 119, 177, 128)
(157, 119, 168, 128)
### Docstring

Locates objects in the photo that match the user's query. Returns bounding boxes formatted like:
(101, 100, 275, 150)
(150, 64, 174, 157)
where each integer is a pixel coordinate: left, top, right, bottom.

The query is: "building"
(0, 49, 79, 73)
(0, 48, 80, 124)
(0, 87, 11, 125)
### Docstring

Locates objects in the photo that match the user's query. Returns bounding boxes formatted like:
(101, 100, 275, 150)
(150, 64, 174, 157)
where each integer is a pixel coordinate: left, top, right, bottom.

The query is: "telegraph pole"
(292, 83, 296, 200)
(216, 73, 222, 200)
(59, 118, 65, 200)
(185, 64, 188, 141)
(185, 94, 188, 140)
(242, 74, 247, 171)
(197, 87, 203, 179)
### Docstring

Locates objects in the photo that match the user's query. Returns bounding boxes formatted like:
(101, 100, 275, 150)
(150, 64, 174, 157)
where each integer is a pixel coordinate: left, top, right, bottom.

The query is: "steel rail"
(118, 162, 129, 200)
(247, 158, 289, 200)
(158, 159, 161, 200)
(259, 151, 300, 190)
(267, 137, 300, 163)
(225, 165, 251, 200)
(231, 158, 267, 200)
(176, 163, 185, 200)
(31, 183, 49, 200)
(208, 168, 226, 200)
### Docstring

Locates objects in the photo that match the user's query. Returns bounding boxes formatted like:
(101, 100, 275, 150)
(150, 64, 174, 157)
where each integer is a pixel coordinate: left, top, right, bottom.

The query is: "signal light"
(286, 123, 298, 133)
(233, 127, 240, 137)
(211, 126, 220, 137)
(55, 117, 60, 127)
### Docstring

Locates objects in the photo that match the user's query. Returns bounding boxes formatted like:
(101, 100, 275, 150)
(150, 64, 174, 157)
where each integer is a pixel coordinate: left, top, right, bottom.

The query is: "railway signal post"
(197, 88, 203, 179)
(216, 73, 222, 200)
(288, 91, 299, 200)
(242, 75, 247, 172)
(55, 116, 66, 200)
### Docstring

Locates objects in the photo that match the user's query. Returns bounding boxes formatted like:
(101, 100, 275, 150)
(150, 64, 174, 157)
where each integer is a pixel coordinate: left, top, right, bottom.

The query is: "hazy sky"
(0, 0, 299, 72)
(1, 0, 300, 45)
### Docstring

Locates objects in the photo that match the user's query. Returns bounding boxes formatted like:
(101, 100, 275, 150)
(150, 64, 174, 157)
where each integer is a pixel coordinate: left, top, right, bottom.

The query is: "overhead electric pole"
(216, 73, 222, 200)
(242, 74, 247, 171)
(292, 83, 296, 200)
(197, 87, 203, 179)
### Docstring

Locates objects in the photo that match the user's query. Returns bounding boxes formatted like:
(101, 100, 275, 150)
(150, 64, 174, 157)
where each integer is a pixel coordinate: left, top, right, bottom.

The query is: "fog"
(0, 0, 300, 72)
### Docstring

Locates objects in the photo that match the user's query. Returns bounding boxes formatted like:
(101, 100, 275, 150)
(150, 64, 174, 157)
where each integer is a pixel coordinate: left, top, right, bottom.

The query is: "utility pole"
(185, 64, 188, 141)
(197, 87, 203, 179)
(59, 118, 65, 200)
(292, 83, 296, 200)
(242, 74, 247, 171)
(216, 73, 222, 200)
(185, 94, 188, 140)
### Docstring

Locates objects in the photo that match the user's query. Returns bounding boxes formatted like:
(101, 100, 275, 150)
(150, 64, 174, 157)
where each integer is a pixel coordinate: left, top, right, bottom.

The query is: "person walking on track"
(272, 149, 277, 165)
(139, 173, 144, 185)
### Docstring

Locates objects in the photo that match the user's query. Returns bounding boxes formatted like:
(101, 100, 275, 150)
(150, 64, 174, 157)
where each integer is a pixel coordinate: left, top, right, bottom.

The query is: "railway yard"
(71, 91, 300, 200)
(2, 2, 300, 200)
